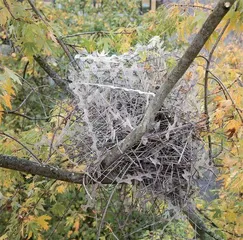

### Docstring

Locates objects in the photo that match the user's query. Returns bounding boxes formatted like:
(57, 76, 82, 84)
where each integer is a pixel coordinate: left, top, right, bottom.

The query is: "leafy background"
(0, 0, 243, 239)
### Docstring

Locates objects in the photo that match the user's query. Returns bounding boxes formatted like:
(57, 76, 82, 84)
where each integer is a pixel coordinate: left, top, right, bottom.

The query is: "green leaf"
(51, 203, 66, 216)
(4, 67, 21, 84)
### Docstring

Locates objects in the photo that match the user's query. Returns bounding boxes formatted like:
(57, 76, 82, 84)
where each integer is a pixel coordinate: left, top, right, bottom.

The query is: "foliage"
(0, 0, 243, 239)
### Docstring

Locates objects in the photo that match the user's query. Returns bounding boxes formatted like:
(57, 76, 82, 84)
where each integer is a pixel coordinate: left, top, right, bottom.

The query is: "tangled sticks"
(67, 38, 206, 204)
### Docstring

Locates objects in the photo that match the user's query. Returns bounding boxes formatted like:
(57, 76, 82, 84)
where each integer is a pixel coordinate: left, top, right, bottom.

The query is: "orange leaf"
(225, 119, 242, 138)
(1, 94, 12, 109)
(2, 78, 15, 96)
(74, 218, 80, 232)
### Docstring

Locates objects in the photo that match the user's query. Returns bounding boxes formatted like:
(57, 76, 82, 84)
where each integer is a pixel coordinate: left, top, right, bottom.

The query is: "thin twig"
(27, 0, 79, 71)
(96, 163, 132, 240)
(22, 61, 29, 79)
(203, 19, 230, 163)
(174, 4, 213, 11)
(0, 132, 41, 163)
(60, 30, 136, 39)
(209, 72, 243, 123)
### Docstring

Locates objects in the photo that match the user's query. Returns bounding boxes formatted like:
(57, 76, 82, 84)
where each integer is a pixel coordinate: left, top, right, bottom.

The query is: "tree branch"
(184, 203, 224, 240)
(0, 154, 112, 184)
(27, 0, 80, 71)
(33, 55, 68, 87)
(101, 0, 236, 169)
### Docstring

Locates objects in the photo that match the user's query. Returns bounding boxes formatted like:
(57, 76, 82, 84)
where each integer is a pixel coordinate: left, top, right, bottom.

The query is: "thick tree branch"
(102, 0, 236, 169)
(34, 55, 68, 87)
(0, 155, 225, 239)
(0, 155, 112, 184)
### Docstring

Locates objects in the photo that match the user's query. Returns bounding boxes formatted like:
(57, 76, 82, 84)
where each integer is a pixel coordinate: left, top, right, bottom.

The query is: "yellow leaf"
(235, 216, 243, 234)
(56, 185, 66, 194)
(21, 57, 29, 62)
(225, 210, 237, 222)
(47, 31, 58, 45)
(1, 94, 12, 109)
(214, 109, 225, 125)
(27, 231, 33, 240)
(67, 231, 73, 238)
(36, 215, 51, 231)
(47, 132, 53, 140)
(2, 78, 15, 96)
(214, 95, 224, 102)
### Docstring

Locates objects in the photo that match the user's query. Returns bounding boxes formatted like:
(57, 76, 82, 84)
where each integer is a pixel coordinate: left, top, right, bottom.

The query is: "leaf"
(0, 234, 8, 240)
(51, 203, 65, 216)
(214, 109, 225, 125)
(225, 119, 242, 138)
(4, 67, 21, 84)
(2, 78, 15, 96)
(223, 156, 237, 167)
(1, 94, 12, 109)
(0, 9, 10, 26)
(47, 31, 58, 45)
(218, 99, 232, 109)
(56, 184, 66, 193)
(74, 218, 80, 232)
(225, 210, 237, 222)
(35, 215, 51, 231)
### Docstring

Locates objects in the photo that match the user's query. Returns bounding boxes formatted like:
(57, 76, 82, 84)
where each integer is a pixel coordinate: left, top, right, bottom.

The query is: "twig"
(23, 61, 29, 79)
(0, 154, 113, 184)
(3, 0, 18, 20)
(96, 163, 132, 240)
(174, 4, 213, 11)
(27, 0, 80, 71)
(0, 132, 41, 163)
(203, 19, 230, 163)
(209, 72, 243, 123)
(60, 30, 136, 39)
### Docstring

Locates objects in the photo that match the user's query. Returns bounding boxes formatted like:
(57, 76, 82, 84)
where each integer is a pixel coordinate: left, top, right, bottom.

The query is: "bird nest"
(67, 37, 206, 205)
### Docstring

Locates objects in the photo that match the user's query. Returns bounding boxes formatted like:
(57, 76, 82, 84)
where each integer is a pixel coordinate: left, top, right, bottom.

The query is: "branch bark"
(0, 154, 112, 184)
(34, 55, 68, 87)
(102, 0, 236, 169)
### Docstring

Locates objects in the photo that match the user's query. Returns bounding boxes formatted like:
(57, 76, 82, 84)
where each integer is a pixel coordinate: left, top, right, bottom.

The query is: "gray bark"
(0, 154, 112, 184)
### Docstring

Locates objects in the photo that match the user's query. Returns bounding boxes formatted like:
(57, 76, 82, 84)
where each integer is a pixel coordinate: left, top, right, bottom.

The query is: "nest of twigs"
(67, 37, 205, 205)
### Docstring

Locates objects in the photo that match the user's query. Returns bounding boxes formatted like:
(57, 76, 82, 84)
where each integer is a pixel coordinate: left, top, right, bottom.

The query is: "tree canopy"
(0, 0, 243, 239)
